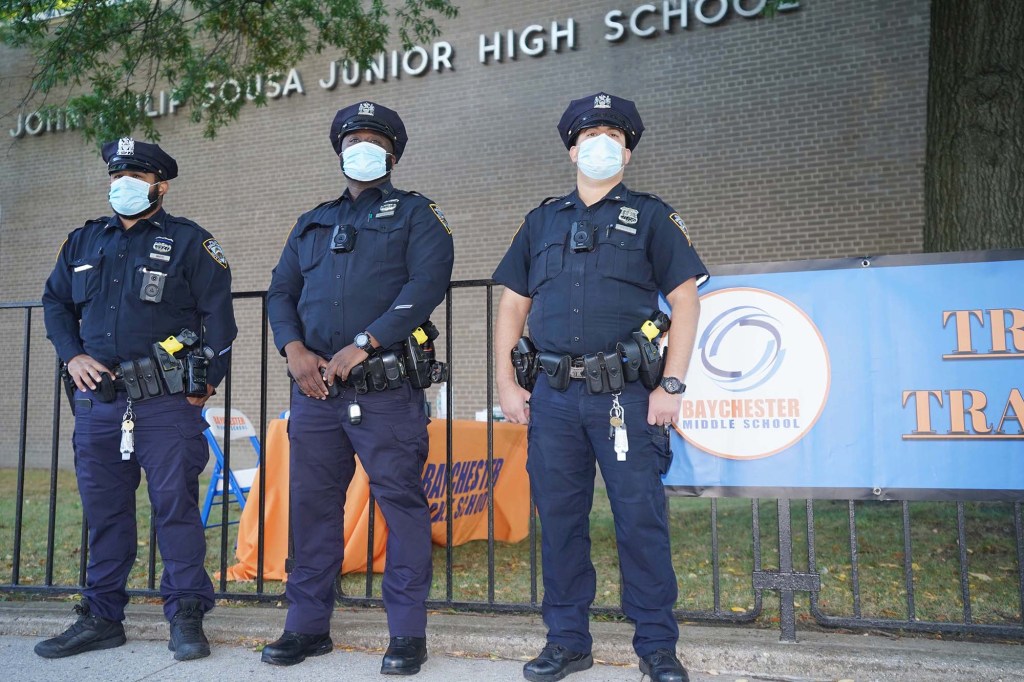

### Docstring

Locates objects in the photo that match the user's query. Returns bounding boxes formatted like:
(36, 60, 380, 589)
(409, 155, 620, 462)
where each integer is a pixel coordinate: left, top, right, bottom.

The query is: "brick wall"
(0, 0, 930, 467)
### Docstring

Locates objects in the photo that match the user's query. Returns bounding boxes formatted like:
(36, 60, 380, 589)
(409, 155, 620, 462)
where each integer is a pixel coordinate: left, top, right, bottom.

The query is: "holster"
(60, 365, 76, 414)
(616, 338, 642, 384)
(537, 352, 571, 391)
(633, 330, 664, 390)
(511, 337, 539, 392)
(404, 331, 447, 390)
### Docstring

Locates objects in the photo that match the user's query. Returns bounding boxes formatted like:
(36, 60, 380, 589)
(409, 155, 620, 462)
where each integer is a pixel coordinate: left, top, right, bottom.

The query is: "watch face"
(662, 377, 683, 394)
(355, 332, 369, 348)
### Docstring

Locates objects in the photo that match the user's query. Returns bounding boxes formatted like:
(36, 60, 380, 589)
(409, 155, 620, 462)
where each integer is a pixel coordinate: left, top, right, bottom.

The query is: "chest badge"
(375, 198, 399, 218)
(618, 207, 639, 225)
(150, 236, 174, 261)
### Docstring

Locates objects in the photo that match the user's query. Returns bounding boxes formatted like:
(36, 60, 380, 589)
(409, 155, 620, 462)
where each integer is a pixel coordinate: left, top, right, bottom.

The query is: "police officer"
(493, 93, 708, 682)
(264, 102, 454, 675)
(39, 139, 236, 661)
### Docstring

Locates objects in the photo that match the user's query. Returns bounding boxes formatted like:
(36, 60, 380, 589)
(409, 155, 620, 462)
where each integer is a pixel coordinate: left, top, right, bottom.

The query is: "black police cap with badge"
(558, 92, 645, 151)
(330, 101, 409, 161)
(102, 137, 178, 180)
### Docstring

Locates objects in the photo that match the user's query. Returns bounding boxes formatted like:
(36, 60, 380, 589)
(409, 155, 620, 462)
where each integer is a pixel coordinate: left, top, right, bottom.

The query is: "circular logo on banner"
(675, 287, 831, 459)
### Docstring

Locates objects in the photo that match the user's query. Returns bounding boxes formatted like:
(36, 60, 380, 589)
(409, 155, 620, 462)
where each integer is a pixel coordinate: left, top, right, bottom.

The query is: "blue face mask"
(341, 141, 389, 181)
(576, 133, 624, 181)
(109, 176, 157, 217)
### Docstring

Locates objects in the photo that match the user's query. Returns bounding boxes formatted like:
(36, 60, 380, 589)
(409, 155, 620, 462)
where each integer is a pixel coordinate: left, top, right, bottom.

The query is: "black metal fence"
(2, 286, 1023, 642)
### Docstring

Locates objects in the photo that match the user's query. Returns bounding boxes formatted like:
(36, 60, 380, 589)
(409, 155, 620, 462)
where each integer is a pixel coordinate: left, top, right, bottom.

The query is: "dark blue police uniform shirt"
(42, 208, 237, 386)
(492, 183, 709, 355)
(267, 181, 455, 357)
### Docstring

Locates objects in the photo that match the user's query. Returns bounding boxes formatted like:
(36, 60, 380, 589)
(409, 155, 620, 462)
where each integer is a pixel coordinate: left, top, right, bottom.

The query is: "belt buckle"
(569, 363, 586, 380)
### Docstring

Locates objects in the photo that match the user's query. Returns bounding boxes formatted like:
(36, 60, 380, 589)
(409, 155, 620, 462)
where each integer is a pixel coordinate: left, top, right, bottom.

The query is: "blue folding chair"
(200, 407, 262, 529)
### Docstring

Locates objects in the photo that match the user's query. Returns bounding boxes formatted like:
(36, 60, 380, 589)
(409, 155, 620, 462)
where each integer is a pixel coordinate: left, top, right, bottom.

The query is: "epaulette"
(540, 195, 565, 206)
(631, 190, 668, 205)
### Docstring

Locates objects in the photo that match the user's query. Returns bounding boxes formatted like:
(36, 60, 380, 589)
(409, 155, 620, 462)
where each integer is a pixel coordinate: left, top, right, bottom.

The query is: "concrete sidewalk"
(0, 600, 1020, 681)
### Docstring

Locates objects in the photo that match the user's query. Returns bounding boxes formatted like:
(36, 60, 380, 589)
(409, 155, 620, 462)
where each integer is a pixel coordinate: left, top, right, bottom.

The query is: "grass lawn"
(2, 469, 1020, 629)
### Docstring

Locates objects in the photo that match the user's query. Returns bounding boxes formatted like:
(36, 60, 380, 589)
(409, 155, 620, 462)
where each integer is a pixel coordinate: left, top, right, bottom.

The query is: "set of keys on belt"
(609, 393, 628, 461)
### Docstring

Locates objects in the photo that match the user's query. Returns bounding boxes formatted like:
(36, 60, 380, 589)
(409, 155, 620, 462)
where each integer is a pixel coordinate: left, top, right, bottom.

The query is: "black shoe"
(34, 601, 126, 659)
(261, 631, 333, 666)
(380, 636, 428, 675)
(167, 598, 211, 661)
(523, 643, 593, 682)
(639, 649, 689, 682)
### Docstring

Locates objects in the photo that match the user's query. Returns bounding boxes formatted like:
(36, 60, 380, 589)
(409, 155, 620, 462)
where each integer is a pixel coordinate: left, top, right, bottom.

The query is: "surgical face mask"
(576, 133, 624, 181)
(108, 176, 158, 217)
(341, 141, 389, 181)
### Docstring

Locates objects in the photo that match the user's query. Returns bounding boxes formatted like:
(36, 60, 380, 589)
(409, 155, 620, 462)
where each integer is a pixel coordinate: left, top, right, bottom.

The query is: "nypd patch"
(429, 204, 452, 235)
(668, 212, 691, 246)
(203, 238, 229, 268)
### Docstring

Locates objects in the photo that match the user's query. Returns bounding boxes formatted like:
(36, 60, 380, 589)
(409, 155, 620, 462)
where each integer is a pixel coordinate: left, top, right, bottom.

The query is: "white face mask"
(108, 176, 157, 217)
(341, 141, 389, 181)
(576, 133, 625, 180)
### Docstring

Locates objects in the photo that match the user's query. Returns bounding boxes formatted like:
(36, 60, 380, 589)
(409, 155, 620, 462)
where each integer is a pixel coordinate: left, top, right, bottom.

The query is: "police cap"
(330, 101, 408, 161)
(558, 92, 644, 151)
(102, 137, 178, 180)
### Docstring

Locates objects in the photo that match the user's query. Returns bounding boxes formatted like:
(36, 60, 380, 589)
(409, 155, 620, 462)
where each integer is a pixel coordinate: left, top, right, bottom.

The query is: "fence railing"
(2, 287, 1022, 642)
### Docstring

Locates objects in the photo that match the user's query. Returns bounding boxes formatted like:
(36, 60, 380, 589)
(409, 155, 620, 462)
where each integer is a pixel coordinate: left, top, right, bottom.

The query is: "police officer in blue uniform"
(264, 101, 454, 675)
(493, 93, 708, 682)
(39, 139, 236, 661)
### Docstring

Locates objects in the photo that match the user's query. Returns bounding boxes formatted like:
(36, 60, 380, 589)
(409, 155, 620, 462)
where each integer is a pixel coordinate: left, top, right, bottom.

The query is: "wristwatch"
(659, 376, 686, 395)
(354, 331, 375, 355)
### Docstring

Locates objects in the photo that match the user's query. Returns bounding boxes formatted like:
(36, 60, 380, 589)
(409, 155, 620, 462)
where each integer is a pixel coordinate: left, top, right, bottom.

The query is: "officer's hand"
(285, 342, 329, 399)
(187, 384, 216, 408)
(498, 382, 531, 424)
(67, 354, 112, 392)
(648, 387, 680, 427)
(324, 344, 368, 384)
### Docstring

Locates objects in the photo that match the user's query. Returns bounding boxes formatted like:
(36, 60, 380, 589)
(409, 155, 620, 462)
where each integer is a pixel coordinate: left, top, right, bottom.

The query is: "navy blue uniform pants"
(284, 382, 432, 636)
(528, 376, 678, 657)
(73, 389, 214, 622)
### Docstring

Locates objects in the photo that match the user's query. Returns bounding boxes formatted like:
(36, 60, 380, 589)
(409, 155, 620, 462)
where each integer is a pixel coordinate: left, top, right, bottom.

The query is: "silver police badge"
(376, 198, 399, 217)
(618, 207, 639, 225)
(358, 102, 375, 116)
(203, 238, 229, 269)
(594, 94, 612, 109)
(117, 137, 135, 155)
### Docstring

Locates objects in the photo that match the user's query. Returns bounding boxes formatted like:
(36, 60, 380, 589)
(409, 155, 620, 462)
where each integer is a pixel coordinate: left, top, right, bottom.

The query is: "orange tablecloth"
(224, 419, 529, 581)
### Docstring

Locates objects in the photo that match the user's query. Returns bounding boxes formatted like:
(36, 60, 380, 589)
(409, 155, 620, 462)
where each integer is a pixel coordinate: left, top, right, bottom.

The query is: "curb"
(0, 600, 1020, 681)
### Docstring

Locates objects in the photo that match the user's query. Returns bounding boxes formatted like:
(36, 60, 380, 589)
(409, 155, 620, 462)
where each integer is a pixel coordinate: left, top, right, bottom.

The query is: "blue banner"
(665, 251, 1024, 500)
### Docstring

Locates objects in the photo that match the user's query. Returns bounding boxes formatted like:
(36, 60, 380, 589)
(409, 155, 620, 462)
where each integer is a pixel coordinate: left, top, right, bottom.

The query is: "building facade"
(0, 0, 930, 467)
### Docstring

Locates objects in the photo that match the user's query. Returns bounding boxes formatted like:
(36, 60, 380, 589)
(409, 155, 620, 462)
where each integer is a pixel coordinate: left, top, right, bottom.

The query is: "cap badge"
(594, 94, 612, 109)
(117, 137, 135, 155)
(358, 102, 375, 116)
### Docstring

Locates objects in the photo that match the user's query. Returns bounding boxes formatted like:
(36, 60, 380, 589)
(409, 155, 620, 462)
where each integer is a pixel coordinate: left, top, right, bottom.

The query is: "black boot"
(380, 636, 428, 675)
(523, 643, 593, 682)
(168, 598, 211, 661)
(34, 601, 126, 659)
(261, 631, 333, 666)
(639, 649, 689, 682)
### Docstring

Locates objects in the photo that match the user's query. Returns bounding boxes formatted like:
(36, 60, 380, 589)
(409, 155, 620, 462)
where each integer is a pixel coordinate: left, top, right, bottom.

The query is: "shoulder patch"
(428, 204, 452, 235)
(668, 213, 692, 246)
(509, 220, 526, 244)
(203, 238, 229, 269)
